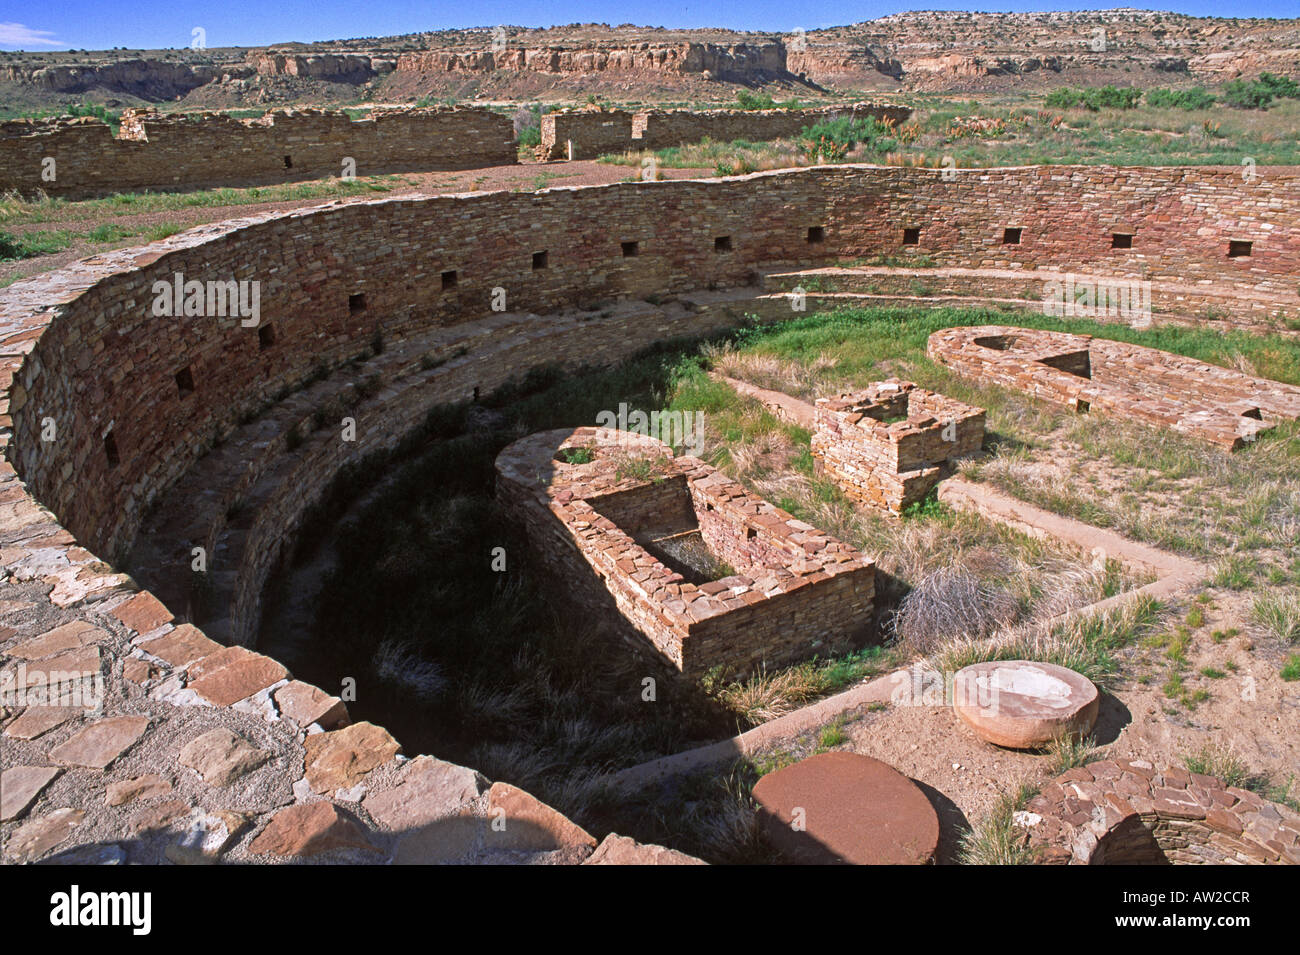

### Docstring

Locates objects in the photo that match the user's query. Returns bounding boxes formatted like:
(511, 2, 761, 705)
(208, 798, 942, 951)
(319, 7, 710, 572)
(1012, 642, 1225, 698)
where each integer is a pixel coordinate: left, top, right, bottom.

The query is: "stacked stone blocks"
(811, 378, 985, 512)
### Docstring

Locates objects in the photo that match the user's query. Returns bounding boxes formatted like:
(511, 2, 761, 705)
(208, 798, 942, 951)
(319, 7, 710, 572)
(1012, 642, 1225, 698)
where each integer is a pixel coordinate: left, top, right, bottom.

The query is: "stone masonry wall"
(811, 379, 986, 512)
(0, 106, 517, 199)
(928, 325, 1300, 450)
(1022, 758, 1300, 865)
(541, 102, 911, 160)
(5, 165, 1298, 576)
(495, 428, 874, 677)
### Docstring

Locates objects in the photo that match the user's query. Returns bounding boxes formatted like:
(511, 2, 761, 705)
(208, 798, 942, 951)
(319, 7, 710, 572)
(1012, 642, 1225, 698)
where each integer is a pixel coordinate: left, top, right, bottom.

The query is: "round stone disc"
(751, 751, 939, 865)
(952, 660, 1099, 749)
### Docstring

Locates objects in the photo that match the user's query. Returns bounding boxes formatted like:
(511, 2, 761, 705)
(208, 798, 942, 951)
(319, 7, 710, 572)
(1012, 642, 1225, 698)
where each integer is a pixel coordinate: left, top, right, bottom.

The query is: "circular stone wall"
(1020, 759, 1300, 865)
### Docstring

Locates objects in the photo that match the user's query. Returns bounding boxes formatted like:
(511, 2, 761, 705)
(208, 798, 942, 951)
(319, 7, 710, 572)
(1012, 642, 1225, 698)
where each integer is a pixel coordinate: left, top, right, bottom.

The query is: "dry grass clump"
(702, 342, 839, 401)
(958, 782, 1039, 865)
(931, 593, 1163, 687)
(1250, 592, 1300, 644)
(891, 566, 1018, 655)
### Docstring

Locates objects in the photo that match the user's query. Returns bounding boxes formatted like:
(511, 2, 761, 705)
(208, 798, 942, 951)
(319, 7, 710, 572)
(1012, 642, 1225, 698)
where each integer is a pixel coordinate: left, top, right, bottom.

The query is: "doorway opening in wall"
(103, 430, 120, 468)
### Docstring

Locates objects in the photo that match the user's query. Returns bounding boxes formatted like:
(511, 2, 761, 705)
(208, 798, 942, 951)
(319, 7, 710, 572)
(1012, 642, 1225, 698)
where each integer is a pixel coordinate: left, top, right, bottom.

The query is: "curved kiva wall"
(3, 164, 1300, 627)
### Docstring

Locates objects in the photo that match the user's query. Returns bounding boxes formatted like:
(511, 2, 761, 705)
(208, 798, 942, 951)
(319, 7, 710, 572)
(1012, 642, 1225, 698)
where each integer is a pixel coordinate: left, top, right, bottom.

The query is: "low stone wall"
(1021, 759, 1300, 864)
(540, 102, 911, 160)
(495, 427, 875, 677)
(928, 325, 1300, 450)
(811, 378, 985, 512)
(0, 106, 517, 199)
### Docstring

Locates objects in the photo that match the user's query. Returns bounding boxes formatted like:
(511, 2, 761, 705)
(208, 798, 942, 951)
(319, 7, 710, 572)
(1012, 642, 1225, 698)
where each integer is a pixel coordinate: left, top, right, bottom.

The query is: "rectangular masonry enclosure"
(496, 427, 876, 677)
(811, 379, 986, 513)
(928, 325, 1300, 450)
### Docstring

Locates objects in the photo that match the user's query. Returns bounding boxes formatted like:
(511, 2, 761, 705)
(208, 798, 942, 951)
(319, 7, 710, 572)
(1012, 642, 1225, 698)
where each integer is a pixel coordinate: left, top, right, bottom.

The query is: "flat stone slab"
(583, 833, 706, 865)
(178, 728, 270, 787)
(363, 755, 485, 831)
(303, 722, 400, 793)
(751, 752, 939, 865)
(48, 714, 150, 769)
(249, 802, 378, 857)
(952, 660, 1099, 749)
(1, 766, 62, 821)
(273, 680, 349, 730)
(185, 646, 288, 707)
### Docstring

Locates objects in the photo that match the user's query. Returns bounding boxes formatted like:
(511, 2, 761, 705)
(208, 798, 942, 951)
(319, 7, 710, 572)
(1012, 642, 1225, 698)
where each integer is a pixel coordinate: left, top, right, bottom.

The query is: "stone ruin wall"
(6, 164, 1299, 582)
(494, 430, 874, 677)
(0, 106, 518, 199)
(540, 102, 911, 159)
(1024, 759, 1300, 865)
(811, 381, 986, 512)
(1, 162, 1298, 864)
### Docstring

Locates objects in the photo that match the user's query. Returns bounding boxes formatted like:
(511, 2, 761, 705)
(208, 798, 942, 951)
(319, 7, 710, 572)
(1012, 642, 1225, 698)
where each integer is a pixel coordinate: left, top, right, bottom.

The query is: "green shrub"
(1145, 87, 1216, 110)
(798, 116, 896, 159)
(1044, 86, 1142, 111)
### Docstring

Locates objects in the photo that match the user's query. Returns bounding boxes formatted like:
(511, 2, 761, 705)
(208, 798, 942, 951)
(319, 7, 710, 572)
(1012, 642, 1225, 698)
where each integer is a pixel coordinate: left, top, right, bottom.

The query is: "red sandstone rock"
(273, 680, 349, 729)
(952, 660, 1099, 749)
(303, 721, 401, 793)
(185, 645, 288, 706)
(110, 591, 173, 635)
(105, 773, 172, 806)
(0, 765, 62, 821)
(5, 807, 84, 862)
(583, 833, 706, 865)
(249, 801, 378, 857)
(140, 624, 222, 667)
(7, 620, 104, 659)
(3, 705, 81, 740)
(485, 781, 598, 853)
(178, 728, 270, 786)
(49, 714, 151, 769)
(362, 755, 485, 831)
(751, 752, 939, 865)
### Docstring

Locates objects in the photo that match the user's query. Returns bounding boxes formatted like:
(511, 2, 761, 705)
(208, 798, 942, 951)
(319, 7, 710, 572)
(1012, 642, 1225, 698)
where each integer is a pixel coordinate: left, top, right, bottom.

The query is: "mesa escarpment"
(3, 13, 1298, 109)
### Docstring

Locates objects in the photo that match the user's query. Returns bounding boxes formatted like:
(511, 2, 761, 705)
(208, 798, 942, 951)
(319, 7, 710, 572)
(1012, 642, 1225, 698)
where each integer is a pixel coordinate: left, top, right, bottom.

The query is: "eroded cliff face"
(1, 13, 1297, 108)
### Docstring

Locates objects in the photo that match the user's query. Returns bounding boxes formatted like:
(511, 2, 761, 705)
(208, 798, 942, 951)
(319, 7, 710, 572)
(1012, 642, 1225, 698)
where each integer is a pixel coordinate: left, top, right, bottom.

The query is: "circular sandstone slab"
(751, 752, 939, 865)
(952, 660, 1099, 749)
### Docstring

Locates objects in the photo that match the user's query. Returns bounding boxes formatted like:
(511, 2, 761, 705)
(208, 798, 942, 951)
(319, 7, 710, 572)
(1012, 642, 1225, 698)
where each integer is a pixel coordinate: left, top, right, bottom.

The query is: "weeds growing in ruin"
(957, 782, 1039, 865)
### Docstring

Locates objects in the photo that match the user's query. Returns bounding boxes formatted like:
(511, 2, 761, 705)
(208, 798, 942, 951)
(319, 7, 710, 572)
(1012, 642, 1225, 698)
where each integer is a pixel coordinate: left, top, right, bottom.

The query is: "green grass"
(0, 229, 74, 261)
(1282, 654, 1300, 682)
(958, 783, 1039, 865)
(0, 176, 408, 226)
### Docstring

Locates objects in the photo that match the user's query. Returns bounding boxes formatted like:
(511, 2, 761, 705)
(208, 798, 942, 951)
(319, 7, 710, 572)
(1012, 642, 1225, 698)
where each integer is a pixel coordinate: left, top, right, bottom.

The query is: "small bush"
(892, 567, 1018, 656)
(1145, 87, 1216, 110)
(1183, 743, 1249, 788)
(1250, 593, 1300, 644)
(1044, 86, 1142, 111)
(958, 783, 1038, 865)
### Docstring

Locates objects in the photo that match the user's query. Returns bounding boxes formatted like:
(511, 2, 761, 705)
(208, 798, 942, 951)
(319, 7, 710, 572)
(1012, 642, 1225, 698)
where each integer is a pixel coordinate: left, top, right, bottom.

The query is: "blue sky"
(0, 2, 1293, 51)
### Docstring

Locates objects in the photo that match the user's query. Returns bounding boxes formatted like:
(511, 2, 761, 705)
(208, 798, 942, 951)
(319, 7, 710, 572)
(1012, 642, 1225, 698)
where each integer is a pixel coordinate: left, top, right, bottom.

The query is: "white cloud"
(0, 22, 66, 49)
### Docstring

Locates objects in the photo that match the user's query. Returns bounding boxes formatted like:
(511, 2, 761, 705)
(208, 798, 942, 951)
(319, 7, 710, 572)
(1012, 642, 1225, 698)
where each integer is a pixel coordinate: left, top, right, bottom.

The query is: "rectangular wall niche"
(1112, 232, 1134, 249)
(1002, 227, 1023, 245)
(258, 324, 276, 350)
(441, 270, 458, 289)
(174, 366, 195, 398)
(532, 251, 549, 270)
(621, 240, 639, 257)
(103, 430, 120, 468)
(714, 235, 732, 253)
(807, 226, 825, 244)
(1228, 240, 1253, 258)
(902, 227, 921, 245)
(348, 293, 366, 314)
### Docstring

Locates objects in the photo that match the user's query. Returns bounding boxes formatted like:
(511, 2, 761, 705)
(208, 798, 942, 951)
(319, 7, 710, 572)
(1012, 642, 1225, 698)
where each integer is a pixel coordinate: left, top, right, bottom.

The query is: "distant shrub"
(1145, 87, 1216, 110)
(1044, 86, 1142, 111)
(1222, 79, 1275, 110)
(798, 116, 897, 160)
